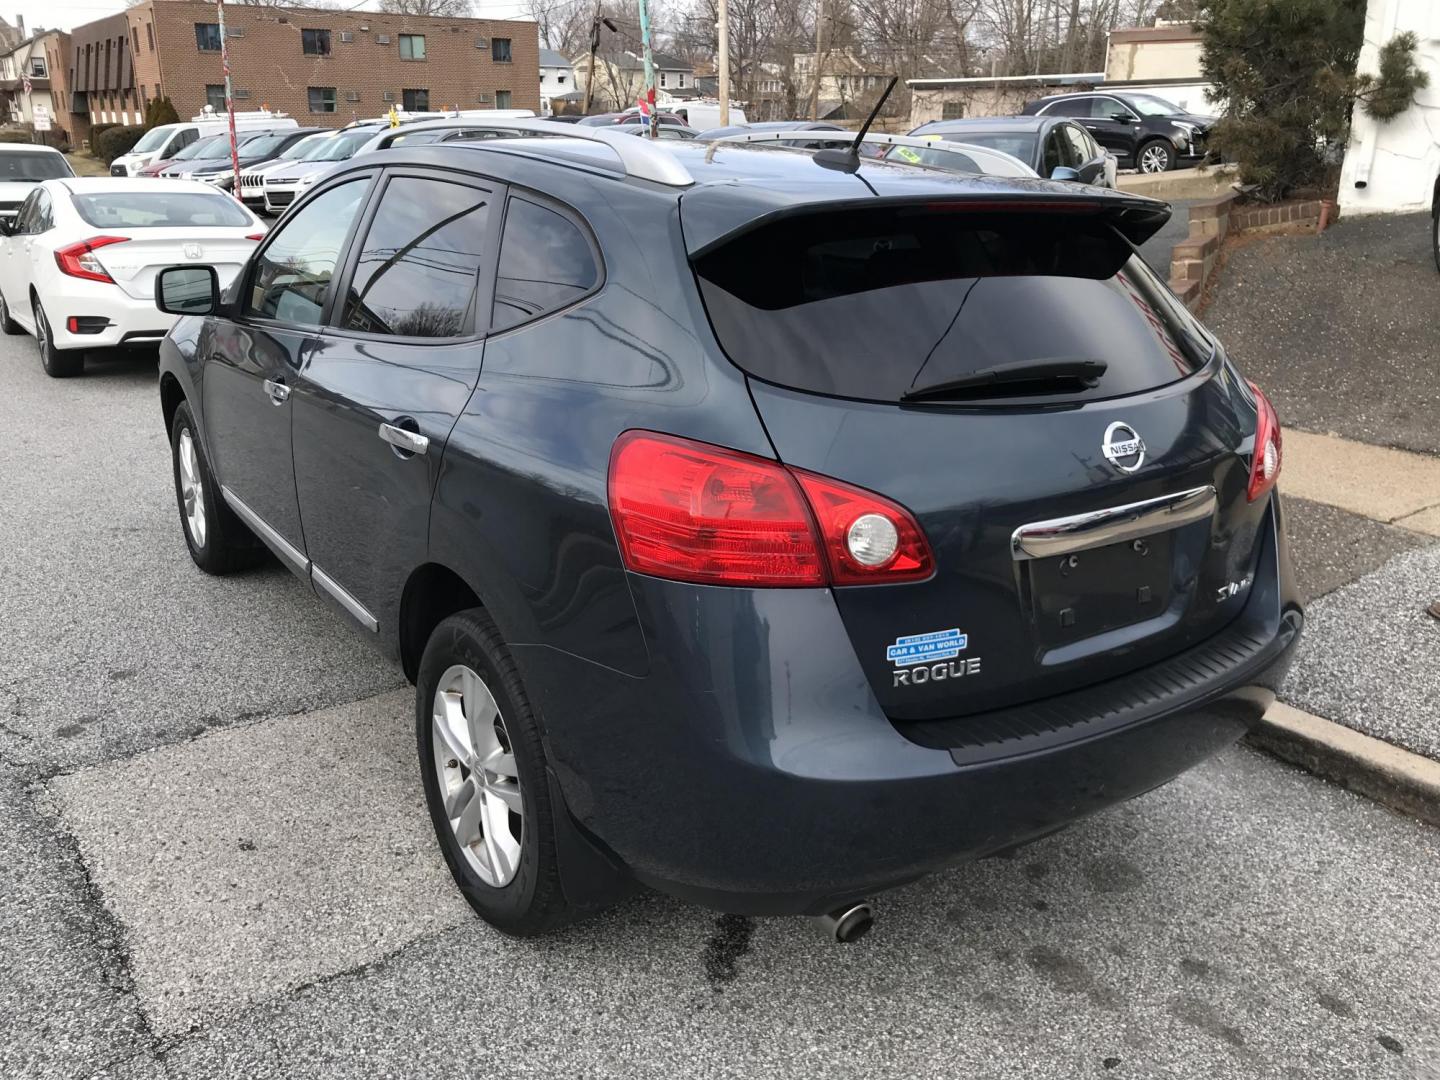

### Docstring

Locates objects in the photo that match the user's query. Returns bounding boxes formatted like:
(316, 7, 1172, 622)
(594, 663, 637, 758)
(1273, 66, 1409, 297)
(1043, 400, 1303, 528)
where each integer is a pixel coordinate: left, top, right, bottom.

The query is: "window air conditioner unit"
(382, 90, 395, 101)
(345, 90, 359, 102)
(226, 27, 244, 38)
(475, 36, 488, 48)
(233, 88, 251, 99)
(476, 92, 492, 103)
(376, 33, 391, 44)
(338, 31, 354, 43)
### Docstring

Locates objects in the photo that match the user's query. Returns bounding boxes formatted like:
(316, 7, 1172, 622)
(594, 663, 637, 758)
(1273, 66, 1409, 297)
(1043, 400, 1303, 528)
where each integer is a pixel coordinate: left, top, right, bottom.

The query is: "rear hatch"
(686, 194, 1270, 721)
(67, 188, 259, 300)
(94, 229, 257, 299)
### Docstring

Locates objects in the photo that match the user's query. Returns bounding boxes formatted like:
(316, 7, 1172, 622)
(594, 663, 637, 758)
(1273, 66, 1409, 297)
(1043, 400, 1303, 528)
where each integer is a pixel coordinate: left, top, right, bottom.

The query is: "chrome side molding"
(311, 564, 379, 633)
(1011, 485, 1217, 562)
(221, 485, 308, 575)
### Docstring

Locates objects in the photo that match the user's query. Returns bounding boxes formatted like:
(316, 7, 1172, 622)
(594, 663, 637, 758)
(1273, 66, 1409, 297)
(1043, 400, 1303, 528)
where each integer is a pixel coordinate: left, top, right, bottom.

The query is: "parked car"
(906, 116, 1115, 186)
(620, 124, 699, 140)
(352, 118, 529, 155)
(695, 121, 845, 142)
(110, 110, 299, 177)
(578, 110, 688, 127)
(153, 126, 1298, 939)
(158, 130, 280, 180)
(1021, 91, 1214, 173)
(137, 133, 227, 178)
(261, 125, 386, 214)
(238, 131, 337, 210)
(0, 178, 264, 377)
(0, 145, 73, 227)
(183, 128, 324, 189)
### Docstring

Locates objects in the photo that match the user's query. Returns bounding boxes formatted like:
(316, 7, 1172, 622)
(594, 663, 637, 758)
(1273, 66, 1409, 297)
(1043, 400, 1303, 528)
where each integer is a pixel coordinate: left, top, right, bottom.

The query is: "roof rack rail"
(707, 130, 1035, 178)
(448, 118, 695, 187)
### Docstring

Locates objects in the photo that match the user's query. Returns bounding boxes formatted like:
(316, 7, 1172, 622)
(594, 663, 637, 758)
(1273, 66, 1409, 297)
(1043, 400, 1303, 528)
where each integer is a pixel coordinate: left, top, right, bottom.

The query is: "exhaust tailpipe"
(813, 902, 874, 943)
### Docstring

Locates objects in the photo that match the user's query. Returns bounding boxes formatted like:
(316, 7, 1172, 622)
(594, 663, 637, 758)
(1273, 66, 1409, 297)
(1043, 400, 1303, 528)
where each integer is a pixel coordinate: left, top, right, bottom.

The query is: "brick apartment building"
(67, 0, 539, 146)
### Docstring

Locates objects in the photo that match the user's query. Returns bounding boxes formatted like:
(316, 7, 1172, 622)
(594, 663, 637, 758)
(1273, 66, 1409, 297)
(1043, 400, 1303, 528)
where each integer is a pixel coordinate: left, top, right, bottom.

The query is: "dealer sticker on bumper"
(886, 628, 968, 666)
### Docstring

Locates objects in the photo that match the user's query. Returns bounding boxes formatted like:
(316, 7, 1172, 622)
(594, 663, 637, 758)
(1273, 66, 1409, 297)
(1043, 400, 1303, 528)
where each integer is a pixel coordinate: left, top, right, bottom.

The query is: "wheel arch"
(399, 561, 486, 684)
(1432, 174, 1440, 216)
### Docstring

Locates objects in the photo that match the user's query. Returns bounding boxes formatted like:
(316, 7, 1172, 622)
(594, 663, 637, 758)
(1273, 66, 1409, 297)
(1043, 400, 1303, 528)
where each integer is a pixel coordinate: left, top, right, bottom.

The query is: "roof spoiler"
(684, 189, 1174, 258)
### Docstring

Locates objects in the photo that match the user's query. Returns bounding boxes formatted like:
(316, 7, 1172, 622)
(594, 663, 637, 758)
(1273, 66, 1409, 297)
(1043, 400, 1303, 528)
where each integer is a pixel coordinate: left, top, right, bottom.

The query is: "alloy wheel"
(34, 304, 46, 353)
(1140, 145, 1170, 173)
(431, 663, 524, 887)
(177, 429, 207, 549)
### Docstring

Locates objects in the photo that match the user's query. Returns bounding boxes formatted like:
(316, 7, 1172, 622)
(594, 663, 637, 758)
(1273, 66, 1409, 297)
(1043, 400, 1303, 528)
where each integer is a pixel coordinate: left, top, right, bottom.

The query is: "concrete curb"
(1249, 702, 1440, 828)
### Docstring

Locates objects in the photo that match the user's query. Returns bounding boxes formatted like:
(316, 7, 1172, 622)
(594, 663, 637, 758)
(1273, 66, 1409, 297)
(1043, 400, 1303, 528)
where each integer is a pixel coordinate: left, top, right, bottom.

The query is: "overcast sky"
(34, 0, 532, 35)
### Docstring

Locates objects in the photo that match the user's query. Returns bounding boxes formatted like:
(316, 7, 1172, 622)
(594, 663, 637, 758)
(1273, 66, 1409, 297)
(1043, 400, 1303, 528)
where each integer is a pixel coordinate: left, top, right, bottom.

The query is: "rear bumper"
(45, 281, 177, 350)
(515, 498, 1301, 916)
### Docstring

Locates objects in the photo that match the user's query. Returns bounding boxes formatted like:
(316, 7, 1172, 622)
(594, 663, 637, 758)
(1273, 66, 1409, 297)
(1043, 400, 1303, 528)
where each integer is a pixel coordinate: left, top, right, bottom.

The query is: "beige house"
(1105, 23, 1204, 82)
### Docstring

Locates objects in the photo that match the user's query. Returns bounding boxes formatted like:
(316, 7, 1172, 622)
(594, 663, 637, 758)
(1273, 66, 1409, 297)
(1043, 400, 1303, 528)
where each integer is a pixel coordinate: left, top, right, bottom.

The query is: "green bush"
(94, 125, 146, 165)
(1359, 31, 1430, 121)
(0, 128, 33, 143)
(146, 96, 179, 128)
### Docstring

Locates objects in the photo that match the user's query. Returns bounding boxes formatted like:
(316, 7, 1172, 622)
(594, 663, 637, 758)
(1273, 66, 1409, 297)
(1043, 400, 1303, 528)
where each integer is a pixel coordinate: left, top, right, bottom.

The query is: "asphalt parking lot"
(3, 335, 1440, 1079)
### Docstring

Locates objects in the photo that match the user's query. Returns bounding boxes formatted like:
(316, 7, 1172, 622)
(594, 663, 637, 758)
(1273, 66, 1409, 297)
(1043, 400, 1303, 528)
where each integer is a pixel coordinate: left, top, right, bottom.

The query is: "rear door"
(289, 169, 500, 634)
(199, 176, 372, 564)
(688, 200, 1268, 722)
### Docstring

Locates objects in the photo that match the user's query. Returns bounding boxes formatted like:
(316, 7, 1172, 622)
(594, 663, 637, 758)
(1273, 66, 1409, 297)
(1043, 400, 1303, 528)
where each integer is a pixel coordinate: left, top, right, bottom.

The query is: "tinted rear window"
(71, 192, 253, 229)
(694, 206, 1209, 403)
(0, 151, 71, 181)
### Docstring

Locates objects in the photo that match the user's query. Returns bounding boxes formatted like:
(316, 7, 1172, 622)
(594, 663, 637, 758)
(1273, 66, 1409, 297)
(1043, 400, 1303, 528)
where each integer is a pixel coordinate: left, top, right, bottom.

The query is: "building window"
(556, 74, 565, 85)
(678, 73, 685, 88)
(308, 86, 336, 113)
(491, 38, 511, 63)
(302, 29, 331, 56)
(132, 28, 140, 53)
(29, 56, 45, 77)
(495, 89, 511, 109)
(399, 34, 425, 60)
(658, 72, 667, 88)
(206, 84, 226, 111)
(195, 23, 221, 51)
(941, 101, 964, 120)
(402, 88, 428, 111)
(147, 23, 154, 50)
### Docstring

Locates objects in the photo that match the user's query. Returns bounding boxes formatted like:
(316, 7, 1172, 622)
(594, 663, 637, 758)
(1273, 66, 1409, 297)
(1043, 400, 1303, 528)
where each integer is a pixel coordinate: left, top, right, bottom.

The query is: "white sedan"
(0, 178, 265, 377)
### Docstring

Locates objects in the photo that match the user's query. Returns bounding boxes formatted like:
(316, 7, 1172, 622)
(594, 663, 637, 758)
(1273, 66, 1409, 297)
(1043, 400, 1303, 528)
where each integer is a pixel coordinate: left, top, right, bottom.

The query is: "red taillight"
(54, 236, 128, 284)
(607, 431, 933, 587)
(1246, 379, 1282, 502)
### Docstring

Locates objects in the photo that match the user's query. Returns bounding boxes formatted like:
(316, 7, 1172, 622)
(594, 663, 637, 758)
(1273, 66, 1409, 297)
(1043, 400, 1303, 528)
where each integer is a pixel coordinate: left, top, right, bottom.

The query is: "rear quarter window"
(694, 206, 1210, 404)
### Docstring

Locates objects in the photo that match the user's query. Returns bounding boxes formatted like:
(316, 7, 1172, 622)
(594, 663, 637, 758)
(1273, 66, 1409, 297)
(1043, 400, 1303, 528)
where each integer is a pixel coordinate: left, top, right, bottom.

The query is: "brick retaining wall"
(1169, 192, 1328, 310)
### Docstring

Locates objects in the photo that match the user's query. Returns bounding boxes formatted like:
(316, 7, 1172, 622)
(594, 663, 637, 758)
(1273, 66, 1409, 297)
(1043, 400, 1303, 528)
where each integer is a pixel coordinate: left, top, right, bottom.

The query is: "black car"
(154, 127, 1300, 939)
(1021, 91, 1214, 173)
(182, 128, 324, 188)
(906, 116, 1113, 185)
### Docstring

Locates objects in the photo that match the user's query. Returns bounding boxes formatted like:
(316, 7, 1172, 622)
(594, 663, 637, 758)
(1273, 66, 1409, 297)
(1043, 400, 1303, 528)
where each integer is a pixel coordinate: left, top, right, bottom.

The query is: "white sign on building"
(32, 103, 50, 131)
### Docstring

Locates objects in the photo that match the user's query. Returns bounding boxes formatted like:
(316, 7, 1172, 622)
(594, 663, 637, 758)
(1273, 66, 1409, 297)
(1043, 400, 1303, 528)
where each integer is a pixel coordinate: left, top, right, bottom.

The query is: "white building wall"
(1339, 0, 1440, 215)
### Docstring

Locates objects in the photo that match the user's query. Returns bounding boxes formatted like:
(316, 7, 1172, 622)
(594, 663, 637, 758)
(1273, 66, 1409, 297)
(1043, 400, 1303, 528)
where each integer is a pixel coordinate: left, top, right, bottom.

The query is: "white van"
(110, 109, 299, 176)
(670, 102, 747, 130)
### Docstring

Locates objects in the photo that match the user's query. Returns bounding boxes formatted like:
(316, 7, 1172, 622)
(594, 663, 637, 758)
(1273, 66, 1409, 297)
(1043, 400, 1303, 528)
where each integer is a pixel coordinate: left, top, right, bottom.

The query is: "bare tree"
(377, 0, 475, 16)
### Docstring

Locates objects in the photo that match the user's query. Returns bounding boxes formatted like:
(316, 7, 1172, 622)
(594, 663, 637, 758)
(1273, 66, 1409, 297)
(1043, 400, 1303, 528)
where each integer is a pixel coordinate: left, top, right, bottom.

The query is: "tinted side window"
(491, 198, 599, 334)
(1062, 124, 1093, 164)
(247, 179, 367, 326)
(339, 176, 492, 339)
(1041, 132, 1064, 175)
(1045, 96, 1092, 117)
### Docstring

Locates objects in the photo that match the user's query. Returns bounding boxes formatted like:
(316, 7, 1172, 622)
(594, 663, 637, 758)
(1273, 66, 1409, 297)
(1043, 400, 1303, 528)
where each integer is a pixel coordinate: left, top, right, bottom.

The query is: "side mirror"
(1049, 166, 1081, 182)
(155, 265, 220, 316)
(1112, 113, 1134, 124)
(0, 217, 13, 237)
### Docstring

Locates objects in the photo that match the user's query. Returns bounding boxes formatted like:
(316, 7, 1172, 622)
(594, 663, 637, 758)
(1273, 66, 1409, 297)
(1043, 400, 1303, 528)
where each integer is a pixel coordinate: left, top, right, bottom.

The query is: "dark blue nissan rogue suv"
(154, 122, 1300, 938)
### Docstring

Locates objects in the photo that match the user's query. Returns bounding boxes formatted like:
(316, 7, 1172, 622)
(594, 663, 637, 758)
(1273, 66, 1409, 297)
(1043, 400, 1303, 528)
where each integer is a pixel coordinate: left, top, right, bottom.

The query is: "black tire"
(0, 290, 22, 335)
(1137, 139, 1175, 174)
(33, 299, 82, 377)
(168, 400, 265, 574)
(417, 608, 574, 937)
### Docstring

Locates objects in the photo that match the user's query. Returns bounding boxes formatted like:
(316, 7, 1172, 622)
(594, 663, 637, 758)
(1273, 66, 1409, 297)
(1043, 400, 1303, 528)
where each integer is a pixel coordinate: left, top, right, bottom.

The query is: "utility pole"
(582, 0, 601, 116)
(637, 0, 657, 137)
(216, 0, 240, 198)
(716, 0, 729, 126)
(808, 0, 824, 122)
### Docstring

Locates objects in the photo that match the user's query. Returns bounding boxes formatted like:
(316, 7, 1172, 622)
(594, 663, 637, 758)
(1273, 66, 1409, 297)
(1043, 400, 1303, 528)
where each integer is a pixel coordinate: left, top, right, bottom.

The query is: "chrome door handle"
(378, 422, 428, 457)
(262, 378, 290, 405)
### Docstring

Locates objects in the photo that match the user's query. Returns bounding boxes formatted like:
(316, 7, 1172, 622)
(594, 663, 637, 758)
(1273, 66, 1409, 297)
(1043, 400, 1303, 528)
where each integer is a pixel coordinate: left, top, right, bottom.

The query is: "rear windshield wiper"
(900, 358, 1108, 402)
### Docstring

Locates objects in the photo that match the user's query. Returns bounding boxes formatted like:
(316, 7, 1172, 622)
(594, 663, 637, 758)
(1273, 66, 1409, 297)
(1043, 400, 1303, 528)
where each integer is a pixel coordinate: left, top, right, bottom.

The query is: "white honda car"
(0, 178, 266, 377)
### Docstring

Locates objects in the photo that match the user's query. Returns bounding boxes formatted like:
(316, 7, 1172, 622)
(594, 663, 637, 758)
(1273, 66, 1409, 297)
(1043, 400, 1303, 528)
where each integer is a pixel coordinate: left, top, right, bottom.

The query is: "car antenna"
(813, 75, 898, 174)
